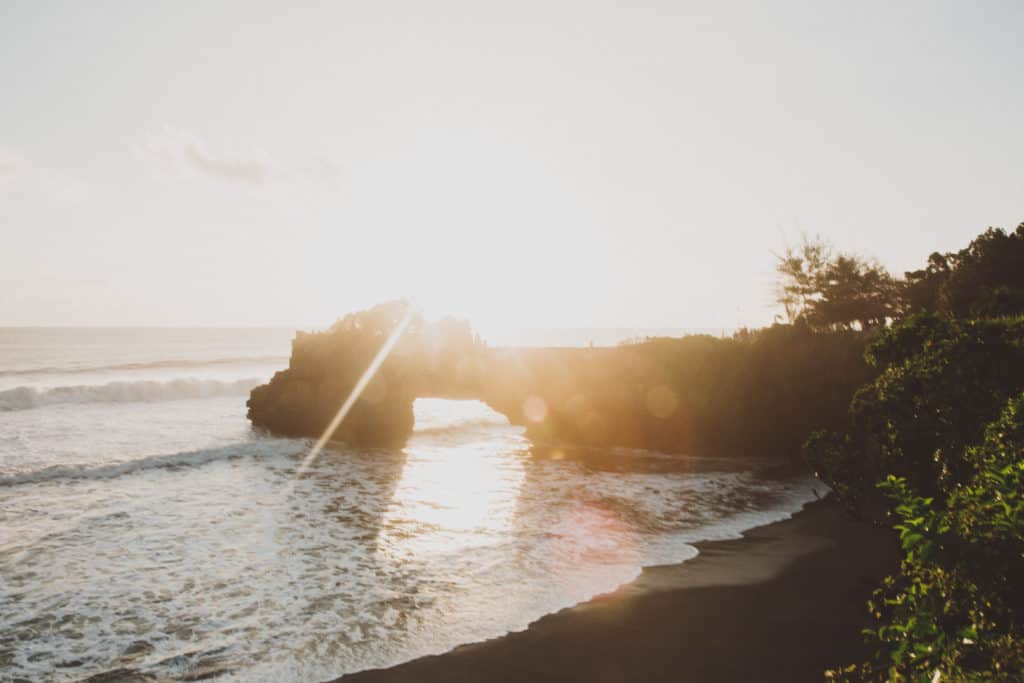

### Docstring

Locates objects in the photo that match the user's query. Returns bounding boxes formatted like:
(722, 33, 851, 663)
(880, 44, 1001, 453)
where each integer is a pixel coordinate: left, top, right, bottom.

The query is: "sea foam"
(0, 377, 262, 411)
(0, 438, 303, 487)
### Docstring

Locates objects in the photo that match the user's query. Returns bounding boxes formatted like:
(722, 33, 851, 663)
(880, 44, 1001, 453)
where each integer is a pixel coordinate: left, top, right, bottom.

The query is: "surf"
(0, 377, 264, 411)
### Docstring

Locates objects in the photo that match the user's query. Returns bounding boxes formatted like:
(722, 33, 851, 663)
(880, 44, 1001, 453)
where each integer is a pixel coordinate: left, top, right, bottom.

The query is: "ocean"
(0, 327, 822, 682)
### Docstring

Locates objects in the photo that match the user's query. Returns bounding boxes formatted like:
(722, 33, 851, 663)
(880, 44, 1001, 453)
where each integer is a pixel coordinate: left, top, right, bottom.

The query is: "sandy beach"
(331, 496, 898, 683)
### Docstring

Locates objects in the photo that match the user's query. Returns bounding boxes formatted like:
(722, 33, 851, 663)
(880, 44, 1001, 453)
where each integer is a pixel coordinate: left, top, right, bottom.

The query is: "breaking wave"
(0, 438, 303, 487)
(0, 377, 263, 412)
(0, 355, 286, 377)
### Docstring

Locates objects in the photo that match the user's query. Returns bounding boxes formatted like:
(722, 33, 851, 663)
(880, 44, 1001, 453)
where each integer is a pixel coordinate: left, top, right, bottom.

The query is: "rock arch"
(247, 302, 698, 453)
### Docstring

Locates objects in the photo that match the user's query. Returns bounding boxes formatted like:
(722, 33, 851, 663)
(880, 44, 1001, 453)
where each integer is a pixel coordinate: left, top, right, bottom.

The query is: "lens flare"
(522, 395, 548, 422)
(293, 307, 415, 480)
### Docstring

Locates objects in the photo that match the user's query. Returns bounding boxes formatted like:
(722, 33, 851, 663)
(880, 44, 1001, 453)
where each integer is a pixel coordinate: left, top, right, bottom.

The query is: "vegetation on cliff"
(585, 324, 873, 459)
(815, 337, 1024, 683)
(247, 301, 485, 446)
(801, 223, 1024, 681)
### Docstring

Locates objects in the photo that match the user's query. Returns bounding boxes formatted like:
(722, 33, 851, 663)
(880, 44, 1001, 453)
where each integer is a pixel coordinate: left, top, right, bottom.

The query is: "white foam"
(0, 437, 302, 487)
(0, 377, 262, 411)
(1, 398, 823, 683)
(0, 354, 287, 377)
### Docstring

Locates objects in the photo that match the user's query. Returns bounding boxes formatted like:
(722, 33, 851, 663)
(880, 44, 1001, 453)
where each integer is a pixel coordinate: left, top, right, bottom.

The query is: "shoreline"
(330, 496, 898, 683)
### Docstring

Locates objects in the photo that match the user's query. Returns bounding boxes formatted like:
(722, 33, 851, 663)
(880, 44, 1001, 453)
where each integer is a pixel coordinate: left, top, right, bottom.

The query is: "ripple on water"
(0, 399, 823, 682)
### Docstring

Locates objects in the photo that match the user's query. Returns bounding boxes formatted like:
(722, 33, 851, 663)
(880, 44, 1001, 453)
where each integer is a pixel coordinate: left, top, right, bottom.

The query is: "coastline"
(330, 496, 898, 683)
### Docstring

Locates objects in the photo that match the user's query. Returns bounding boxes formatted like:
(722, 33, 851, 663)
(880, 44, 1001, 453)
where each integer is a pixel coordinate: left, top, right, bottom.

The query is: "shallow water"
(0, 328, 823, 682)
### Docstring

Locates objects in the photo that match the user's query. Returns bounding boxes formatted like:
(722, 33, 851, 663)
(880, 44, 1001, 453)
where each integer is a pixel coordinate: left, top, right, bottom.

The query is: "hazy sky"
(1, 1, 1021, 330)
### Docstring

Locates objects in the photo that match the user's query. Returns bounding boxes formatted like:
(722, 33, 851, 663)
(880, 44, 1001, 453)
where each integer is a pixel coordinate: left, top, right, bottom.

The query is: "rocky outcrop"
(249, 302, 873, 459)
(247, 301, 486, 447)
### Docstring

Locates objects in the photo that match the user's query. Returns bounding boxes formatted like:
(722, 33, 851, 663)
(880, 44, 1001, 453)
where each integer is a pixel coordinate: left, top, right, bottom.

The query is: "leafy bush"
(830, 395, 1024, 681)
(807, 314, 1024, 511)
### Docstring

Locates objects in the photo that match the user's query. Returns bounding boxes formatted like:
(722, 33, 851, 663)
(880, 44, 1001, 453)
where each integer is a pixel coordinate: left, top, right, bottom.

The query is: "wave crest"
(0, 438, 304, 487)
(0, 355, 286, 377)
(0, 377, 263, 411)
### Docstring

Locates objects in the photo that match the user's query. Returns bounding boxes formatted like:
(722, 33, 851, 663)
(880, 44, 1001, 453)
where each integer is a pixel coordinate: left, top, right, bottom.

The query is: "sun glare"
(376, 400, 526, 558)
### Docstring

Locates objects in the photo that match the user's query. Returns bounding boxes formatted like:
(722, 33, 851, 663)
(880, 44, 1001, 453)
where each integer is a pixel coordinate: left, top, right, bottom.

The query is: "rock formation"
(249, 302, 872, 459)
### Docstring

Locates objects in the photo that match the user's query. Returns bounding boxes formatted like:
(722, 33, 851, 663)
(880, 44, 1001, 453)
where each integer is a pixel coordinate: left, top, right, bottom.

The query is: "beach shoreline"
(330, 496, 898, 683)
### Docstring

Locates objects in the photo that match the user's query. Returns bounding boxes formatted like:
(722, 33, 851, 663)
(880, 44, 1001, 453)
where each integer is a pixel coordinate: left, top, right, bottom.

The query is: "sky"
(1, 1, 1022, 331)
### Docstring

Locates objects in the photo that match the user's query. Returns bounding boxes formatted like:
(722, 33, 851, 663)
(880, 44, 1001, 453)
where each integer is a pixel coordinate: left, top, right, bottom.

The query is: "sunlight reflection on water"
(1, 398, 822, 683)
(378, 400, 527, 558)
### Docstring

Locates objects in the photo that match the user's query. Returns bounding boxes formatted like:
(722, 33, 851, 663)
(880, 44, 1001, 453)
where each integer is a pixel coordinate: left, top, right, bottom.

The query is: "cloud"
(140, 128, 272, 184)
(0, 146, 92, 203)
(0, 146, 26, 182)
(137, 128, 343, 188)
(182, 143, 269, 183)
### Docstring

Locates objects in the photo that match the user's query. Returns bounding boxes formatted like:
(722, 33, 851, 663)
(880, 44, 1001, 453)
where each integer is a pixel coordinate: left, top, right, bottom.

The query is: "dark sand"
(331, 497, 898, 683)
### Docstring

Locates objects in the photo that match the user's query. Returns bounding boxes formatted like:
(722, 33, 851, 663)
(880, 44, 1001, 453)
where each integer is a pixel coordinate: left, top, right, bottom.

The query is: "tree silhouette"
(776, 235, 899, 331)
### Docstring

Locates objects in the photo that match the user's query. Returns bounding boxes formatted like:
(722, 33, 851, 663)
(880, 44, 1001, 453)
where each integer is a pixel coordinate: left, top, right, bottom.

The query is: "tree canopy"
(801, 222, 1024, 681)
(904, 223, 1024, 319)
(776, 236, 900, 331)
(777, 223, 1024, 334)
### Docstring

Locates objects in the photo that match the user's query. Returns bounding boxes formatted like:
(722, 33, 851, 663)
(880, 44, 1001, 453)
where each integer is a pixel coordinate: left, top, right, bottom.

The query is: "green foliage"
(807, 258, 1024, 681)
(621, 323, 874, 459)
(781, 224, 1024, 338)
(776, 235, 834, 323)
(776, 235, 901, 331)
(806, 314, 1024, 509)
(837, 396, 1024, 682)
(904, 223, 1024, 319)
(809, 222, 1024, 681)
(486, 322, 874, 460)
(902, 252, 951, 315)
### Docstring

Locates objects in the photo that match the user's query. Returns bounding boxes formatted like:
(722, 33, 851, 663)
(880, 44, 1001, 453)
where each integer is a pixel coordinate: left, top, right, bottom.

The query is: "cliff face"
(245, 301, 692, 450)
(248, 303, 873, 459)
(246, 302, 486, 447)
(478, 346, 693, 452)
(247, 370, 416, 447)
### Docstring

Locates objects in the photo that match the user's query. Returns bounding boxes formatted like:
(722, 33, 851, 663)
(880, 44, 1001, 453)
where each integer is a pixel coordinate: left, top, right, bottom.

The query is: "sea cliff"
(248, 301, 873, 459)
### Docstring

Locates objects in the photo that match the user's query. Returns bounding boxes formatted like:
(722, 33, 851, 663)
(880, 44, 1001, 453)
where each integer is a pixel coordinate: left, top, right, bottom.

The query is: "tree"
(942, 224, 1024, 318)
(903, 251, 951, 314)
(775, 234, 833, 324)
(806, 313, 1024, 509)
(811, 315, 1024, 682)
(903, 223, 1024, 319)
(775, 236, 900, 331)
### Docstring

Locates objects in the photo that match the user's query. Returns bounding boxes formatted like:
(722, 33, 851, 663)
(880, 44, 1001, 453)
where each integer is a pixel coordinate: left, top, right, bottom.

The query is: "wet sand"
(330, 496, 898, 683)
